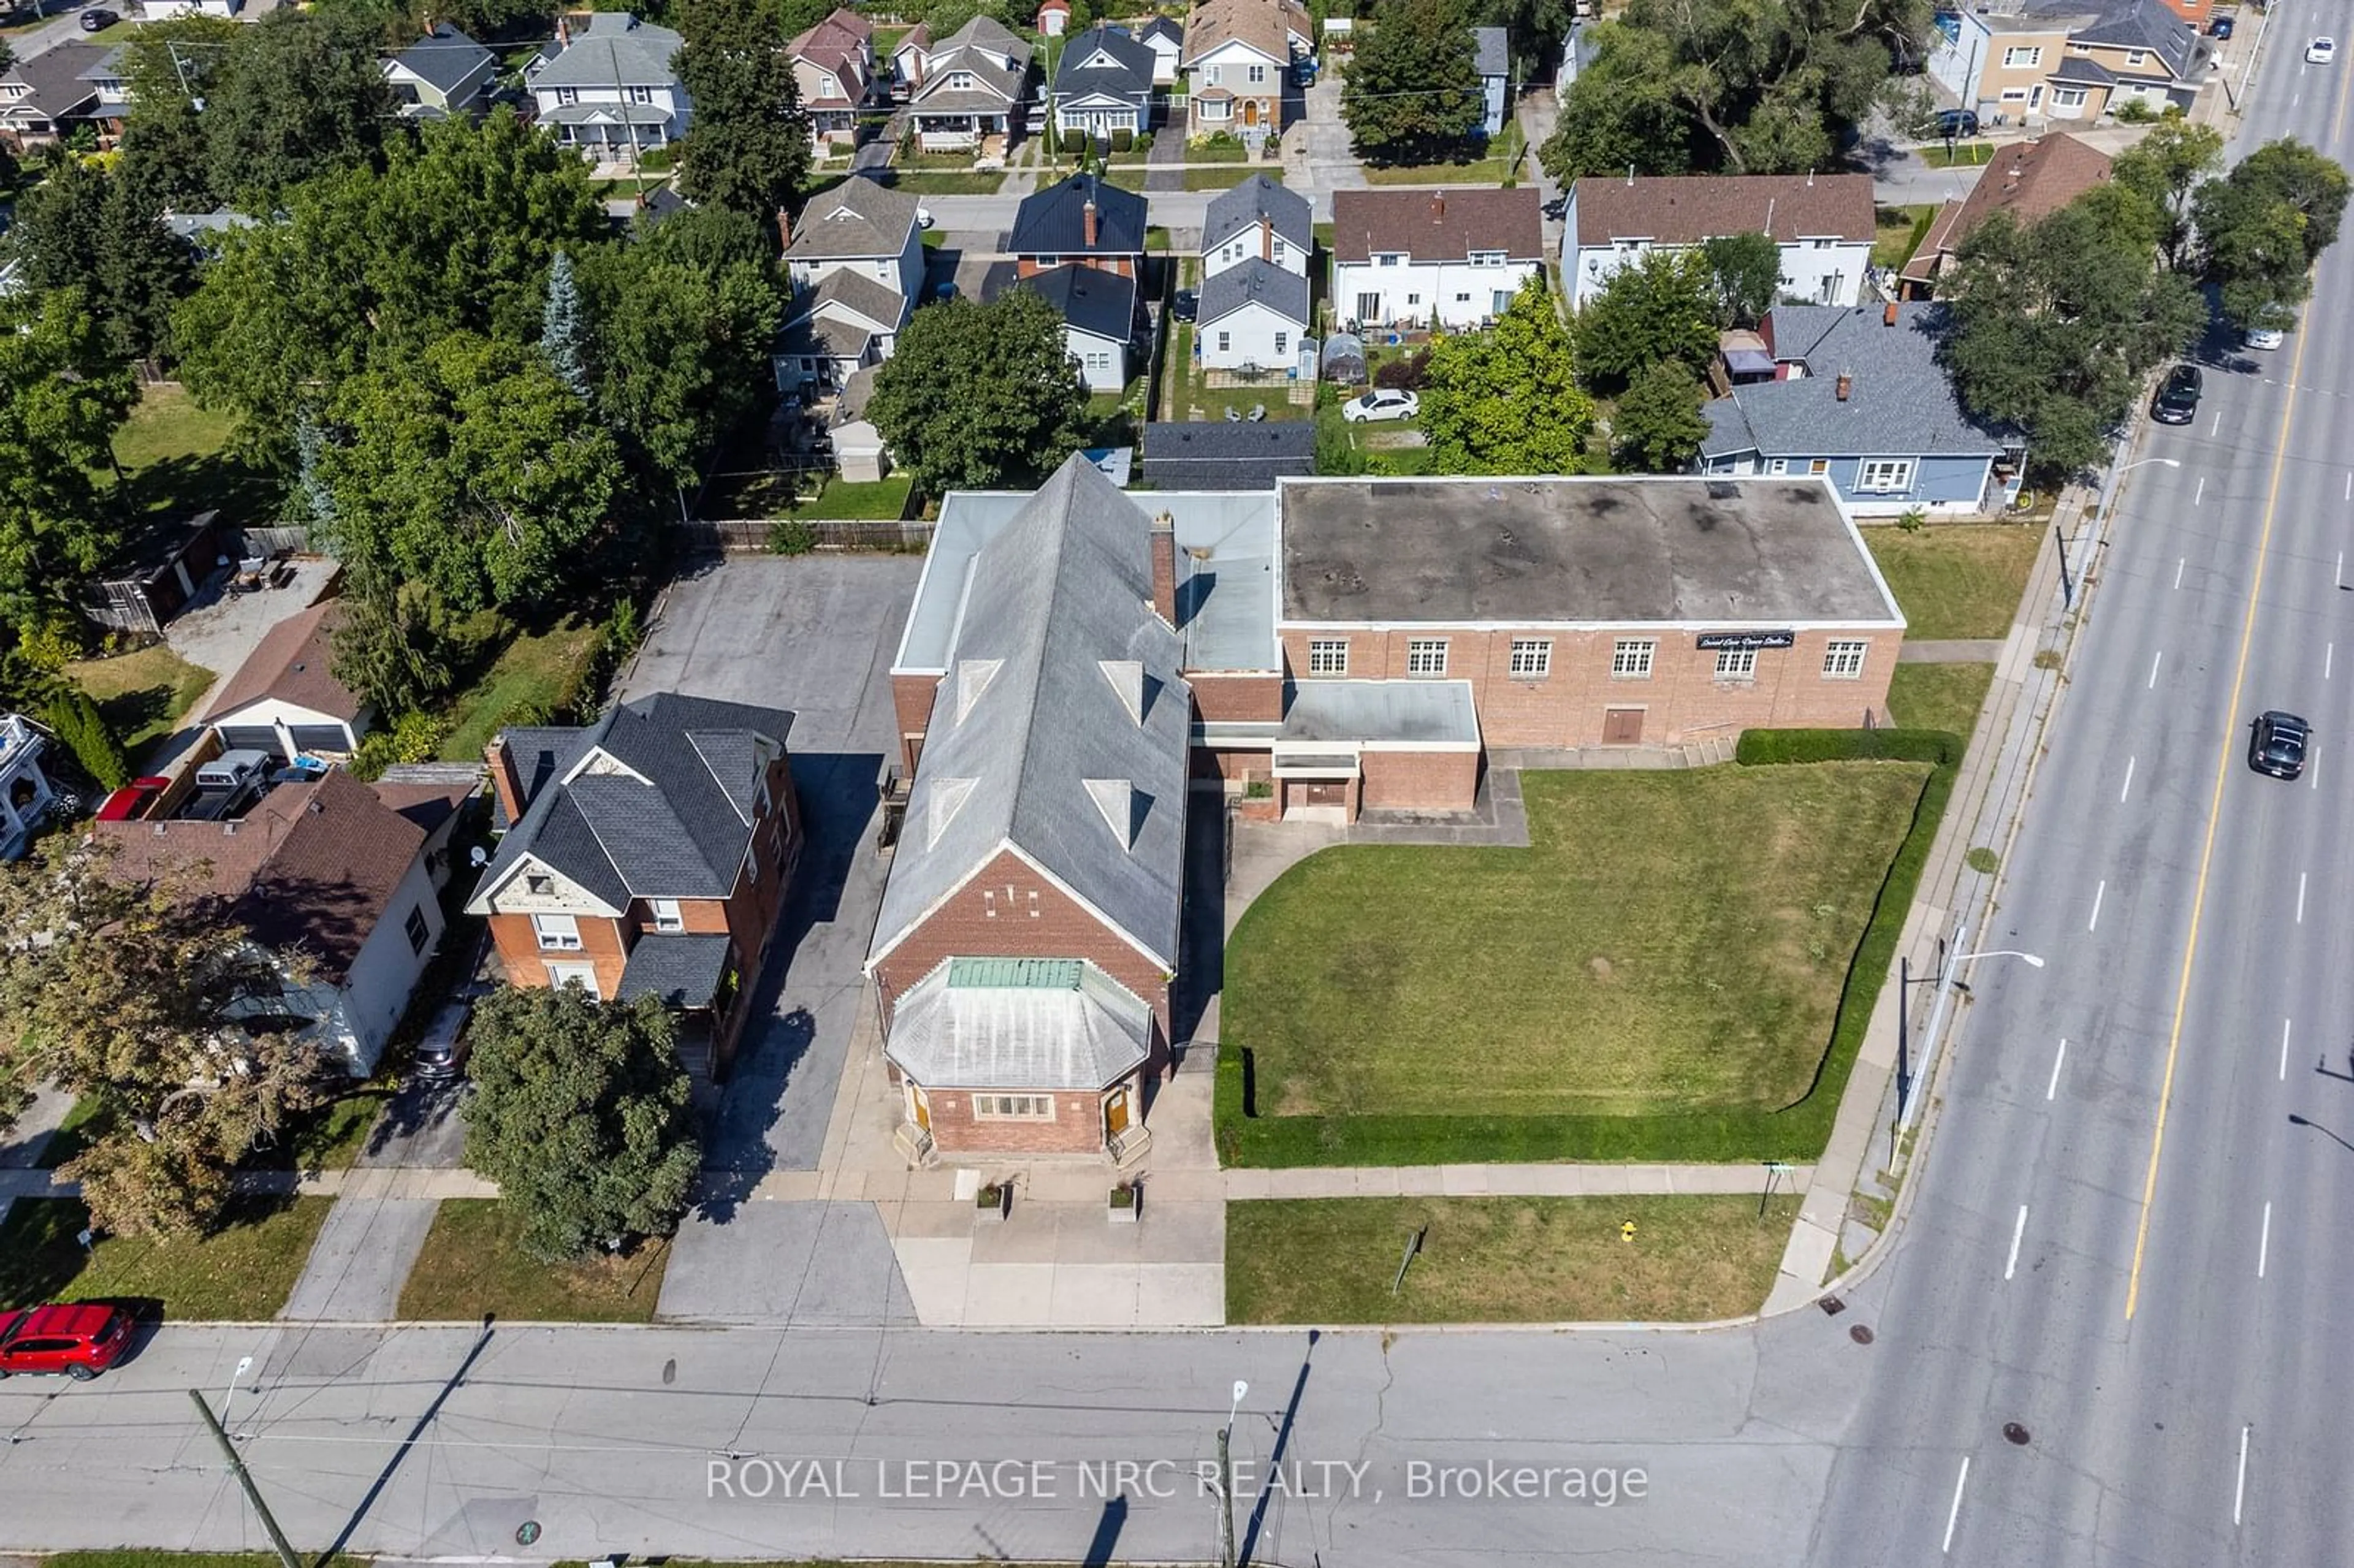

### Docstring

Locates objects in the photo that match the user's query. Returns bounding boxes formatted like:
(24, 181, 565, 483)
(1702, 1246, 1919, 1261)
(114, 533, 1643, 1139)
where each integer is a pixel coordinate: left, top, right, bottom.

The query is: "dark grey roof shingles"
(1201, 173, 1312, 255)
(1699, 302, 2006, 461)
(1198, 257, 1308, 329)
(1010, 173, 1148, 257)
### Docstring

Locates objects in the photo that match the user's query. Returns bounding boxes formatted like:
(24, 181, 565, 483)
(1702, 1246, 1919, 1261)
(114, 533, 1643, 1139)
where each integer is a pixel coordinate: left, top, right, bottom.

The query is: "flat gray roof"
(1281, 679, 1479, 746)
(1276, 476, 1902, 628)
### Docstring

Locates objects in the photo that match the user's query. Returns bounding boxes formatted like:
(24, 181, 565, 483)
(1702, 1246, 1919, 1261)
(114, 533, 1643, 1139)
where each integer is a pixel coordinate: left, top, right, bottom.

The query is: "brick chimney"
(1149, 511, 1177, 626)
(1835, 371, 1853, 402)
(1883, 300, 1899, 327)
(487, 735, 528, 827)
(556, 12, 570, 46)
(1083, 191, 1099, 248)
(776, 206, 793, 254)
(1260, 215, 1273, 261)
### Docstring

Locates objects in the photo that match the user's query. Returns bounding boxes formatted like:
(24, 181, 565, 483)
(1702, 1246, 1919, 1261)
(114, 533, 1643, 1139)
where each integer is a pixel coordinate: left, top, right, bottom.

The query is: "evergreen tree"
(676, 0, 814, 224)
(539, 248, 593, 402)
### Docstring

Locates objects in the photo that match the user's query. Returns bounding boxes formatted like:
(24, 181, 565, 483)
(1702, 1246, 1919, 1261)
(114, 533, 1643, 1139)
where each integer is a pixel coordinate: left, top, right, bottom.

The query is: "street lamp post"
(1217, 1379, 1247, 1568)
(2062, 454, 2181, 606)
(1897, 921, 2046, 1140)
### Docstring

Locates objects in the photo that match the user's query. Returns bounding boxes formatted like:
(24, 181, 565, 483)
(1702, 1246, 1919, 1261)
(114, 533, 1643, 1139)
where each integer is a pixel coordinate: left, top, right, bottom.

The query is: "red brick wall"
(921, 1083, 1126, 1155)
(1192, 746, 1270, 782)
(1014, 256, 1138, 280)
(872, 847, 1172, 1042)
(893, 672, 942, 774)
(1278, 626, 1896, 747)
(487, 911, 630, 996)
(1190, 672, 1282, 722)
(1360, 749, 1479, 810)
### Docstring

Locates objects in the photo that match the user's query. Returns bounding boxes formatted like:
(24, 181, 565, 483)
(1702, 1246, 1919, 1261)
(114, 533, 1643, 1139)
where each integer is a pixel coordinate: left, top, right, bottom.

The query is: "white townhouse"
(1563, 172, 1877, 311)
(1328, 187, 1544, 332)
(1197, 173, 1312, 371)
(527, 12, 690, 161)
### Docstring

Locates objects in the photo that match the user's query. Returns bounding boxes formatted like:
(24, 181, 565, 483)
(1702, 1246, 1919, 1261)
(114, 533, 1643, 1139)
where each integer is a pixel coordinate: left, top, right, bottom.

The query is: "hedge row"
(1213, 730, 1966, 1169)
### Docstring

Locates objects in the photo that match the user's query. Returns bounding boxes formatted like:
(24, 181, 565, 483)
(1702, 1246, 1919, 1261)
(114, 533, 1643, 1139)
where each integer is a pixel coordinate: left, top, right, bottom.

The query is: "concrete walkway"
(278, 1198, 440, 1321)
(1227, 1162, 1813, 1200)
(0, 1165, 498, 1201)
(1897, 638, 2005, 663)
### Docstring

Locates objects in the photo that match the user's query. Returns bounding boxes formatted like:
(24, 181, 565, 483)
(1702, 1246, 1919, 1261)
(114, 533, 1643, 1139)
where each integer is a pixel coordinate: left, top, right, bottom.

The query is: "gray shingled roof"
(883, 956, 1152, 1089)
(1, 41, 102, 122)
(910, 14, 1030, 110)
(531, 12, 683, 90)
(1052, 24, 1157, 101)
(806, 267, 907, 330)
(1139, 422, 1314, 490)
(1016, 262, 1135, 343)
(617, 932, 733, 1008)
(470, 692, 792, 910)
(1700, 303, 2007, 461)
(1472, 25, 1508, 78)
(389, 23, 493, 94)
(1010, 173, 1148, 258)
(1198, 256, 1308, 330)
(1201, 173, 1312, 256)
(2041, 0, 2200, 75)
(869, 454, 1191, 972)
(790, 174, 920, 261)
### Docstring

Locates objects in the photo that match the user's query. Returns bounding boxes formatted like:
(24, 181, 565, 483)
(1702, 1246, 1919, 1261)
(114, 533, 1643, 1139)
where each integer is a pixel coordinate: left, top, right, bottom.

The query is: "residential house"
(93, 770, 473, 1075)
(0, 714, 59, 861)
(469, 692, 803, 1081)
(1135, 15, 1184, 84)
(1010, 172, 1148, 279)
(1182, 0, 1306, 144)
(77, 45, 130, 124)
(869, 457, 1190, 1161)
(0, 41, 103, 151)
(891, 23, 932, 90)
(905, 15, 1032, 154)
(2038, 0, 2207, 118)
(896, 462, 1903, 840)
(1329, 187, 1544, 330)
(204, 601, 371, 761)
(1472, 25, 1509, 138)
(1699, 302, 2027, 517)
(1201, 170, 1311, 280)
(383, 23, 498, 121)
(1038, 0, 1073, 34)
(1018, 264, 1136, 392)
(1051, 24, 1157, 145)
(1139, 422, 1313, 489)
(1563, 172, 1876, 310)
(1900, 132, 2112, 297)
(790, 7, 878, 148)
(1197, 174, 1312, 370)
(1927, 7, 2079, 122)
(773, 174, 924, 392)
(526, 12, 690, 162)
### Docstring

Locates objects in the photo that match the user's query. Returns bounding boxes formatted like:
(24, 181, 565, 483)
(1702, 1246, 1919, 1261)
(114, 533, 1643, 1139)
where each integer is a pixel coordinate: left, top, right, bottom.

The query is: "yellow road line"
(2123, 316, 2314, 1322)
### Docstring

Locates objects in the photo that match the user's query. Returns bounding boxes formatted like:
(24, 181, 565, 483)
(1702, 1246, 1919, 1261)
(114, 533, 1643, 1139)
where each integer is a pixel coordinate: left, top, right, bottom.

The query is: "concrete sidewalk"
(1226, 1162, 1813, 1200)
(0, 1165, 499, 1202)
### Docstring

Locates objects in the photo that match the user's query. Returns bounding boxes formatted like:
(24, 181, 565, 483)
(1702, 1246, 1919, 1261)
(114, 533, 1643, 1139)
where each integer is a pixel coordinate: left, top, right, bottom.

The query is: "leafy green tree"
(1539, 25, 1693, 180)
(460, 984, 701, 1260)
(1700, 231, 1785, 329)
(541, 248, 594, 402)
(1419, 281, 1594, 473)
(1573, 248, 1717, 390)
(2110, 119, 2223, 272)
(2193, 139, 2352, 327)
(1940, 192, 2202, 477)
(198, 9, 395, 205)
(0, 291, 138, 634)
(1612, 359, 1712, 472)
(676, 0, 815, 224)
(5, 159, 199, 364)
(1341, 0, 1487, 164)
(318, 332, 623, 615)
(866, 290, 1089, 493)
(115, 17, 240, 210)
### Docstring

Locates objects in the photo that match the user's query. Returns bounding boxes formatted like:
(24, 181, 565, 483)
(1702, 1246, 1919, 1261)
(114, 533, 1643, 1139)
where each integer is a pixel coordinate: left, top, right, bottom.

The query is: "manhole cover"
(1820, 1296, 1846, 1317)
(2003, 1423, 2031, 1446)
(515, 1521, 542, 1547)
(1849, 1324, 1876, 1345)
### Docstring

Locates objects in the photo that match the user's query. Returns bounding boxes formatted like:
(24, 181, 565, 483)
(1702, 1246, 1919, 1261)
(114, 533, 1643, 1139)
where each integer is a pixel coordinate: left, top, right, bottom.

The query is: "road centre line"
(2047, 1038, 2067, 1100)
(2329, 642, 2336, 680)
(2005, 1205, 2028, 1280)
(1943, 1457, 1970, 1553)
(2149, 650, 2163, 688)
(2089, 880, 2106, 932)
(2121, 755, 2136, 803)
(2235, 1426, 2251, 1526)
(2128, 317, 2318, 1321)
(2258, 1201, 2272, 1279)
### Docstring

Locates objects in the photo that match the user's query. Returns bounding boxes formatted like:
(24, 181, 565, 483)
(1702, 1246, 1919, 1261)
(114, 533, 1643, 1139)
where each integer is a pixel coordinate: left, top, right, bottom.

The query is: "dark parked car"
(2209, 13, 2235, 37)
(78, 7, 117, 29)
(2250, 710, 2309, 779)
(1933, 108, 1979, 140)
(2152, 363, 2202, 425)
(0, 1303, 134, 1380)
(1171, 289, 1197, 322)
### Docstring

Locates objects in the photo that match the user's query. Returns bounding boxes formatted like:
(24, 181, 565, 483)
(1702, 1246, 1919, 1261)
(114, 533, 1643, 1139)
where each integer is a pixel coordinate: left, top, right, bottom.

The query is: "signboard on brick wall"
(1695, 630, 1796, 652)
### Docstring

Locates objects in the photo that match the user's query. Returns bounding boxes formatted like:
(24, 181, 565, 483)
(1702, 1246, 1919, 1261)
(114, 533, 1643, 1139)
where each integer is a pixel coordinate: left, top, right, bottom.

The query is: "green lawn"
(1184, 165, 1284, 189)
(885, 170, 1010, 194)
(0, 1197, 331, 1320)
(1872, 204, 1937, 271)
(108, 384, 280, 523)
(1228, 763, 1929, 1120)
(66, 641, 217, 764)
(436, 620, 602, 764)
(397, 1200, 668, 1322)
(1865, 523, 2043, 640)
(1919, 140, 1995, 169)
(779, 472, 916, 520)
(1886, 661, 1996, 741)
(1228, 1194, 1802, 1323)
(1359, 126, 1525, 188)
(1159, 322, 1312, 424)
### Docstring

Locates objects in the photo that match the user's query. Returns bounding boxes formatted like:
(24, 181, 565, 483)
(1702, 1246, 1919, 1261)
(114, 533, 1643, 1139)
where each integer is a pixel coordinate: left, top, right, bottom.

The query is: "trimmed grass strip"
(1864, 523, 2043, 640)
(1887, 661, 1995, 743)
(397, 1199, 668, 1322)
(0, 1196, 331, 1320)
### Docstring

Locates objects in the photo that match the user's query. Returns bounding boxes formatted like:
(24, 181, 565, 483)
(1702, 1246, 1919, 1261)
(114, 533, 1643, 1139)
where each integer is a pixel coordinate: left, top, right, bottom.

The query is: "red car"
(0, 1303, 134, 1380)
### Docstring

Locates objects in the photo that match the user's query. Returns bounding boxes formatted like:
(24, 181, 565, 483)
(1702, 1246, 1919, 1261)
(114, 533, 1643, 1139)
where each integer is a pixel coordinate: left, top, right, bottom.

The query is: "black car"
(1171, 289, 1197, 322)
(2152, 363, 2202, 425)
(78, 7, 116, 29)
(2209, 13, 2235, 37)
(1933, 108, 1979, 140)
(2251, 710, 2309, 779)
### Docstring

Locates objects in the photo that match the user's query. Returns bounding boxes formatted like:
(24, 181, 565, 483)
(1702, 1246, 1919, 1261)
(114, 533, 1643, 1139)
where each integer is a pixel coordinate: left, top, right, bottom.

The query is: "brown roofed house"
(1899, 133, 2114, 299)
(205, 600, 372, 761)
(1564, 172, 1877, 310)
(1328, 187, 1545, 329)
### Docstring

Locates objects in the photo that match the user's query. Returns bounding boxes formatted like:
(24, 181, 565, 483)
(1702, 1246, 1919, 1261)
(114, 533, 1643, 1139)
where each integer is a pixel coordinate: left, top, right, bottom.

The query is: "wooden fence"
(676, 518, 937, 553)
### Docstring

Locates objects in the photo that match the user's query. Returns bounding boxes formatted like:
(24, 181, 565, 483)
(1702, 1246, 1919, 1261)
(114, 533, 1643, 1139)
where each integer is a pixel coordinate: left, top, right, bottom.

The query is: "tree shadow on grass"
(116, 450, 284, 526)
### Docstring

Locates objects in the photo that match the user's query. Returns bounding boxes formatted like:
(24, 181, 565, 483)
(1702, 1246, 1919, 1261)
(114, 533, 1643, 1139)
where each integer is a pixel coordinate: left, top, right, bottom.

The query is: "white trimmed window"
(547, 961, 601, 998)
(1308, 638, 1349, 675)
(1857, 458, 1916, 493)
(1406, 638, 1448, 676)
(652, 898, 685, 932)
(974, 1093, 1056, 1121)
(1611, 638, 1655, 679)
(531, 913, 582, 951)
(1824, 641, 1869, 680)
(2002, 45, 2041, 66)
(1715, 647, 1759, 681)
(1509, 638, 1552, 677)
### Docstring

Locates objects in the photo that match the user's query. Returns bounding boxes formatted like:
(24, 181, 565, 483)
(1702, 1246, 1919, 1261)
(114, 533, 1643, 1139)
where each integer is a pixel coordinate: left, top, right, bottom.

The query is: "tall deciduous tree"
(460, 985, 701, 1260)
(5, 159, 198, 365)
(1572, 248, 1718, 390)
(0, 291, 138, 634)
(866, 290, 1089, 493)
(2111, 119, 2223, 272)
(676, 0, 814, 224)
(2193, 139, 2352, 328)
(1341, 0, 1488, 164)
(1700, 231, 1786, 329)
(0, 841, 329, 1238)
(1419, 280, 1595, 473)
(1611, 358, 1712, 471)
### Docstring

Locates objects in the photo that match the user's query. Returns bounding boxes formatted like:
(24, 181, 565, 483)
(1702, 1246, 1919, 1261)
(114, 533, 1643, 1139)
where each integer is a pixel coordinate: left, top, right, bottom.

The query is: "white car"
(916, 206, 935, 230)
(2307, 36, 2336, 64)
(2247, 324, 2287, 350)
(1341, 389, 1419, 424)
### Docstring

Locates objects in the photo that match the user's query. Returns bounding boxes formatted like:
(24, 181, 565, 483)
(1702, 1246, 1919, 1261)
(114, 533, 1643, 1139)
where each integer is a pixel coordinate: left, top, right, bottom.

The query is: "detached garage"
(205, 599, 372, 761)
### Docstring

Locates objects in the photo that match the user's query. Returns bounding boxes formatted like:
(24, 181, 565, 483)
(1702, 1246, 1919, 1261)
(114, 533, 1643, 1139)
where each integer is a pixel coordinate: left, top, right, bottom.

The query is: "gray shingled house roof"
(1201, 172, 1311, 256)
(531, 12, 684, 90)
(2038, 0, 2201, 76)
(1472, 25, 1507, 77)
(0, 41, 102, 124)
(389, 23, 494, 94)
(1700, 303, 2008, 461)
(1016, 262, 1135, 344)
(1198, 257, 1308, 330)
(789, 174, 920, 261)
(805, 267, 907, 330)
(1051, 23, 1157, 101)
(910, 14, 1031, 112)
(469, 692, 792, 911)
(1010, 173, 1148, 259)
(867, 454, 1191, 973)
(1139, 422, 1314, 490)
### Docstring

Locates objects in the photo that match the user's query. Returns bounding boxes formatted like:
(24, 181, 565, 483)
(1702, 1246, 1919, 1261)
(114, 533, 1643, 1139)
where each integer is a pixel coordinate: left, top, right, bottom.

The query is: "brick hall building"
(872, 460, 1903, 1157)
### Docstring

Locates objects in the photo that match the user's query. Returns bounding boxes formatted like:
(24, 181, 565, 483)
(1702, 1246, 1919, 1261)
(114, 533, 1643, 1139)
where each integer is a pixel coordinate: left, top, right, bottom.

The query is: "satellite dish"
(469, 845, 489, 867)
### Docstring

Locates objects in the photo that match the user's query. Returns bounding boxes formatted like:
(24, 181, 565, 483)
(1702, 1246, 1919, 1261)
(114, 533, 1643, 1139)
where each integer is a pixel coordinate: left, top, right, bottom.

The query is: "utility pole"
(1217, 1378, 1247, 1568)
(187, 1389, 301, 1568)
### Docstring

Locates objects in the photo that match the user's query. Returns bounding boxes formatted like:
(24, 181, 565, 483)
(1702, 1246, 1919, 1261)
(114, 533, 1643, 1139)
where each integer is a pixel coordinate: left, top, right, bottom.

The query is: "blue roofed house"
(1472, 26, 1509, 138)
(1699, 302, 2027, 518)
(1051, 24, 1157, 145)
